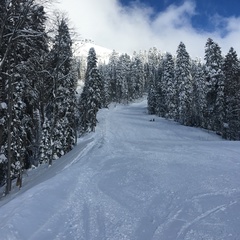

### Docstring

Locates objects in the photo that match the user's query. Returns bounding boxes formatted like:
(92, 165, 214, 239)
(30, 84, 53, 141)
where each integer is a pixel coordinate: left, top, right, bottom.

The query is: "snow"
(73, 40, 113, 64)
(0, 154, 7, 164)
(1, 99, 240, 240)
(0, 102, 7, 110)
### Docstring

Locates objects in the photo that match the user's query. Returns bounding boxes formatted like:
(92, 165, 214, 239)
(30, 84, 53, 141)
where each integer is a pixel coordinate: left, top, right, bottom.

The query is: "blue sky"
(119, 0, 240, 32)
(57, 0, 240, 59)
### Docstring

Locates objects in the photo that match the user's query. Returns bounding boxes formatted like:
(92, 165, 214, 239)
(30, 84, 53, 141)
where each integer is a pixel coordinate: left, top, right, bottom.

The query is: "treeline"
(99, 39, 240, 143)
(78, 49, 147, 134)
(99, 51, 147, 105)
(147, 40, 240, 141)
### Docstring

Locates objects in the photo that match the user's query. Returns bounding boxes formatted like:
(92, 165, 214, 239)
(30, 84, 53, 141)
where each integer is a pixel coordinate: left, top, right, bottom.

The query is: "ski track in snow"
(1, 99, 240, 240)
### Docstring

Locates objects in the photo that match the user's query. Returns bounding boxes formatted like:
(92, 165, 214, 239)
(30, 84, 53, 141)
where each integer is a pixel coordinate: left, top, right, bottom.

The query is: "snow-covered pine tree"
(147, 48, 161, 115)
(115, 55, 123, 103)
(147, 72, 157, 115)
(79, 47, 103, 133)
(155, 56, 166, 118)
(204, 38, 225, 133)
(107, 50, 119, 102)
(115, 54, 131, 103)
(162, 52, 176, 119)
(47, 17, 77, 164)
(0, 0, 49, 191)
(136, 50, 148, 92)
(191, 60, 207, 127)
(23, 4, 49, 166)
(222, 47, 240, 140)
(175, 42, 193, 126)
(98, 63, 111, 107)
(130, 54, 145, 100)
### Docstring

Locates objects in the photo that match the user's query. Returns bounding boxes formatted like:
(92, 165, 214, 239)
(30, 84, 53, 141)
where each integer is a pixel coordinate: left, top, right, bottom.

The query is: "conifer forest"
(0, 0, 240, 193)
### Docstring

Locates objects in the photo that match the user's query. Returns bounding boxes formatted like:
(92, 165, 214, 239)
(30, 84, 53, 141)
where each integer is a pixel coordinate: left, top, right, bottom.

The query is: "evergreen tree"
(79, 47, 103, 133)
(47, 17, 77, 164)
(24, 4, 49, 166)
(0, 0, 49, 191)
(130, 55, 145, 100)
(191, 60, 207, 127)
(116, 54, 131, 103)
(147, 48, 161, 115)
(223, 47, 240, 139)
(204, 38, 225, 133)
(162, 53, 176, 119)
(146, 62, 157, 114)
(175, 42, 193, 125)
(107, 50, 119, 102)
(98, 63, 111, 107)
(147, 74, 157, 114)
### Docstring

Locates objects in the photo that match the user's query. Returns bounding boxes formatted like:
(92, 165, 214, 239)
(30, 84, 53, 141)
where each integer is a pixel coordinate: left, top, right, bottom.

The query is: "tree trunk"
(5, 75, 13, 194)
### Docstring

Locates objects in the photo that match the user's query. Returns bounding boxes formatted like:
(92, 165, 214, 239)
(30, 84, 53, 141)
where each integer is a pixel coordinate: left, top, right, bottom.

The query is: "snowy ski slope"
(0, 99, 240, 240)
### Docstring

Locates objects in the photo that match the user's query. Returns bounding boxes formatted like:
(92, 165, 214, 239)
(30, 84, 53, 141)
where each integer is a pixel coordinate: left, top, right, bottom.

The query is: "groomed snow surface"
(0, 99, 240, 240)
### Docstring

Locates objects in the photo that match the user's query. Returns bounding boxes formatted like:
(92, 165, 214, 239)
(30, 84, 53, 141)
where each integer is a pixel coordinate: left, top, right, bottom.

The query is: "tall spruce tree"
(115, 54, 131, 103)
(147, 48, 162, 115)
(107, 50, 119, 102)
(23, 4, 49, 167)
(223, 47, 240, 139)
(147, 74, 157, 114)
(175, 42, 193, 125)
(204, 38, 225, 133)
(130, 55, 145, 100)
(46, 17, 77, 164)
(191, 60, 206, 127)
(79, 47, 103, 133)
(162, 53, 176, 119)
(98, 63, 111, 107)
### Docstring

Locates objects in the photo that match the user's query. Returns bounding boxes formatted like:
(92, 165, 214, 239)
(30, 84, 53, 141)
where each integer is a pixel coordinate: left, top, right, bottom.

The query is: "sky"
(56, 0, 240, 59)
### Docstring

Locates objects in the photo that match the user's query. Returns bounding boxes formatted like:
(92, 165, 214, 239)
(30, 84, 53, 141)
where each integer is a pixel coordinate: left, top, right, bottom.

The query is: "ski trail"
(176, 204, 226, 239)
(1, 100, 240, 240)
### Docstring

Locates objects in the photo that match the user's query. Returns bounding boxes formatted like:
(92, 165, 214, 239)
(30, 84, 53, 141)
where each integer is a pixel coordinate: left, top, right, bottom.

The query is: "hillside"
(73, 40, 113, 64)
(0, 99, 240, 240)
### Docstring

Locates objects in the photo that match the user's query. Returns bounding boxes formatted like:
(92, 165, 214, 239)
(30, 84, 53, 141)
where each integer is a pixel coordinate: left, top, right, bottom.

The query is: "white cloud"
(56, 0, 240, 59)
